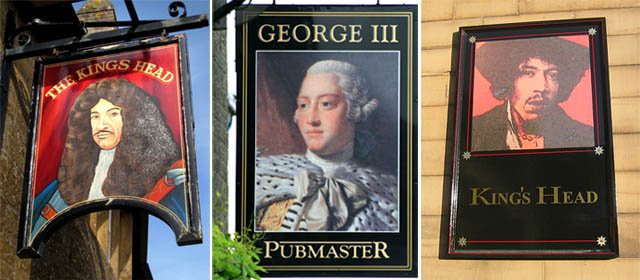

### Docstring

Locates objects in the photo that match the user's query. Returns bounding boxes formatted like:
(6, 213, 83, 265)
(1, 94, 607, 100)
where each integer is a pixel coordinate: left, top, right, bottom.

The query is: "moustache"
(525, 96, 547, 107)
(94, 129, 113, 136)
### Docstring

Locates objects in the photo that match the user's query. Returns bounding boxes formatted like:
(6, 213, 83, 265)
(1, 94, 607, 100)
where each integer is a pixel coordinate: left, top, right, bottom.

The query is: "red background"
(471, 35, 593, 126)
(33, 44, 184, 196)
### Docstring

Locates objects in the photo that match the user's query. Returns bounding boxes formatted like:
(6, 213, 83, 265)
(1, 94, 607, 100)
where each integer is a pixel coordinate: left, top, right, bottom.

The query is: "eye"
(109, 110, 121, 118)
(545, 70, 560, 81)
(298, 103, 307, 110)
(520, 69, 535, 78)
(91, 114, 99, 120)
(319, 97, 340, 109)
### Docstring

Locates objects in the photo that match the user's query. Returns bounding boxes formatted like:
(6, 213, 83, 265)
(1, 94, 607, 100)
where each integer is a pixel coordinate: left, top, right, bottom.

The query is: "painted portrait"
(22, 41, 197, 249)
(253, 51, 400, 232)
(470, 35, 595, 151)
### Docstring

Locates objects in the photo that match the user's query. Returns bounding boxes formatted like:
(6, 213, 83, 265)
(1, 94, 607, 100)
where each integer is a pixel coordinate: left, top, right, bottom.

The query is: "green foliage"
(213, 223, 266, 280)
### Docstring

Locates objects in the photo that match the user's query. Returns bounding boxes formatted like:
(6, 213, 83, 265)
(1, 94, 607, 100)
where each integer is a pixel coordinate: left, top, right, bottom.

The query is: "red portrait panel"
(470, 34, 595, 152)
(34, 44, 185, 197)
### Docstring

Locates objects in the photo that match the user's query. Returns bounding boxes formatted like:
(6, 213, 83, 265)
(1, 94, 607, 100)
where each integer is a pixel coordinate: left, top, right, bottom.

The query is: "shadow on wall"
(29, 216, 114, 279)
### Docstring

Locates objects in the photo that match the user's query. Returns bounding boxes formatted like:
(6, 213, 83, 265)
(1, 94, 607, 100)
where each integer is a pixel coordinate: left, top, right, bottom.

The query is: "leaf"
(212, 224, 265, 280)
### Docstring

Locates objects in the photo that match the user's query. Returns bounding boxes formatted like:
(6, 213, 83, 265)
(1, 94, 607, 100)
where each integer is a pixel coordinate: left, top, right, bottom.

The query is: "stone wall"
(212, 0, 229, 231)
(421, 0, 640, 278)
(0, 2, 112, 279)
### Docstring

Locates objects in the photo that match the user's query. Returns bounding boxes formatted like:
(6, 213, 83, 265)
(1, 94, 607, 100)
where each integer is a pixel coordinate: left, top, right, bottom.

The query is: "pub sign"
(18, 36, 201, 257)
(236, 5, 419, 277)
(447, 18, 618, 258)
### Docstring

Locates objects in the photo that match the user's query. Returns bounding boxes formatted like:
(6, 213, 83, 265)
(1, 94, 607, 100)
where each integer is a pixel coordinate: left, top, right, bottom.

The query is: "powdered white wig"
(295, 60, 379, 123)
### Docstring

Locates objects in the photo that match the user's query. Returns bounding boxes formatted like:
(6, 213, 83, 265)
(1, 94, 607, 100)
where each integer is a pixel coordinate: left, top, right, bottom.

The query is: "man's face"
(91, 98, 123, 150)
(510, 57, 560, 121)
(296, 73, 354, 156)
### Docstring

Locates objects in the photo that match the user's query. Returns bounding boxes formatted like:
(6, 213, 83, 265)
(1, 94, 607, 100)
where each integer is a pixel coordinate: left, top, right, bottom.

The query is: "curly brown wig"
(57, 78, 180, 205)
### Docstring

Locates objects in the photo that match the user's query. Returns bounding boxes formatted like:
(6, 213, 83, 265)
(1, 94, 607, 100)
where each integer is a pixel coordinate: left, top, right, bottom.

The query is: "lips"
(525, 98, 546, 112)
(305, 130, 323, 137)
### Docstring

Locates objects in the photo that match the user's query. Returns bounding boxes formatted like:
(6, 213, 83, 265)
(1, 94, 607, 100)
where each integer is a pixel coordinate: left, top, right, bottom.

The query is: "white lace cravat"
(87, 148, 116, 200)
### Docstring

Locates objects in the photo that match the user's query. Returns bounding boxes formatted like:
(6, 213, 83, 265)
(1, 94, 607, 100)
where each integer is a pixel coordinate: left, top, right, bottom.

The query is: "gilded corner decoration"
(447, 18, 618, 258)
(18, 36, 201, 257)
(236, 5, 418, 277)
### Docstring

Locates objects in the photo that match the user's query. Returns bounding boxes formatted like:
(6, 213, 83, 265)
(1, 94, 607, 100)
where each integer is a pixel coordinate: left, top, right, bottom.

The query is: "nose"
(305, 106, 321, 127)
(98, 115, 111, 129)
(532, 72, 550, 93)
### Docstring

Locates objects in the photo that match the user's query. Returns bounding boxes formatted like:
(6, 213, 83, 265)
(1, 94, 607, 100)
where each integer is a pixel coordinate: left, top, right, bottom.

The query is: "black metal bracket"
(8, 0, 187, 52)
(0, 1, 206, 149)
(5, 14, 207, 61)
(213, 0, 246, 23)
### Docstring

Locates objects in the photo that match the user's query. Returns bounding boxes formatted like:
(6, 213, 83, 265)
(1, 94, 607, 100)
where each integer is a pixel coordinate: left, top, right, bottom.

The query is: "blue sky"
(72, 1, 211, 279)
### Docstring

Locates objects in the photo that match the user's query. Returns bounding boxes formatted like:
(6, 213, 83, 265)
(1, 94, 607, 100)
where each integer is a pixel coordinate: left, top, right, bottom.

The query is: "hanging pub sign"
(447, 18, 618, 258)
(18, 35, 201, 257)
(236, 5, 418, 277)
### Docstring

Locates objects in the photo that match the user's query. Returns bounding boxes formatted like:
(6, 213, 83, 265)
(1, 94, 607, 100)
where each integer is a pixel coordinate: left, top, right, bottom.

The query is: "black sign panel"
(447, 18, 618, 258)
(236, 5, 418, 277)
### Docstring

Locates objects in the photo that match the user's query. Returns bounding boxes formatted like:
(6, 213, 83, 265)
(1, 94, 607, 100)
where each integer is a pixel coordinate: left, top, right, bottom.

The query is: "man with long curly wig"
(33, 78, 186, 232)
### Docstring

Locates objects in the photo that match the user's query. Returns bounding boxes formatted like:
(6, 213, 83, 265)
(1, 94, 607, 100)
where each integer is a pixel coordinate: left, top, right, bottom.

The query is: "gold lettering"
(371, 25, 380, 43)
(381, 25, 389, 43)
(105, 60, 119, 71)
(292, 24, 311, 43)
(495, 192, 509, 205)
(362, 244, 373, 258)
(313, 24, 328, 42)
(75, 67, 90, 80)
(260, 242, 393, 259)
(264, 241, 278, 259)
(295, 244, 306, 258)
(45, 75, 76, 99)
(537, 186, 561, 205)
(326, 245, 339, 258)
(470, 187, 491, 205)
(258, 24, 276, 43)
(349, 25, 362, 43)
(563, 191, 574, 204)
(339, 245, 350, 259)
(277, 24, 290, 43)
(152, 67, 164, 79)
(374, 241, 390, 259)
(161, 71, 175, 83)
(309, 245, 324, 259)
(573, 191, 586, 204)
(143, 62, 157, 75)
(587, 191, 598, 203)
(258, 24, 366, 44)
(133, 61, 147, 72)
(280, 244, 293, 259)
(390, 25, 399, 43)
(330, 24, 347, 43)
(119, 59, 130, 70)
(94, 62, 106, 73)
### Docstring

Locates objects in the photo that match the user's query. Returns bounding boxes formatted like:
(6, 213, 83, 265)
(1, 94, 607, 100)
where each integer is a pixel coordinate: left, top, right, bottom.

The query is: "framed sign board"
(447, 18, 618, 258)
(236, 5, 418, 277)
(18, 36, 201, 257)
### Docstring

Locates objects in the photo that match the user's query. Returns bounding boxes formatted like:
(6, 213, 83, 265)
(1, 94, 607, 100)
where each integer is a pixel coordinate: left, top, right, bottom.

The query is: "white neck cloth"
(87, 148, 116, 200)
